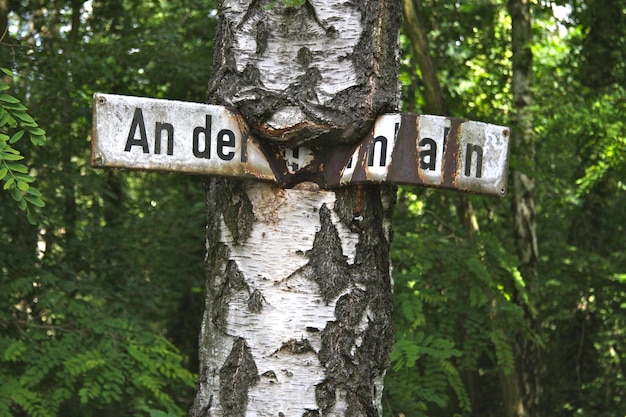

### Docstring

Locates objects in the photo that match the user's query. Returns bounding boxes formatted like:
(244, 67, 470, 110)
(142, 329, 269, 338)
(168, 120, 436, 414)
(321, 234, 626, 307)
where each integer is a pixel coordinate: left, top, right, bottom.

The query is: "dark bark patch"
(209, 179, 254, 245)
(219, 338, 259, 416)
(212, 258, 250, 332)
(312, 185, 395, 416)
(345, 389, 379, 417)
(297, 47, 313, 67)
(306, 204, 351, 303)
(247, 288, 264, 313)
(255, 19, 269, 54)
(315, 380, 336, 415)
(277, 338, 315, 355)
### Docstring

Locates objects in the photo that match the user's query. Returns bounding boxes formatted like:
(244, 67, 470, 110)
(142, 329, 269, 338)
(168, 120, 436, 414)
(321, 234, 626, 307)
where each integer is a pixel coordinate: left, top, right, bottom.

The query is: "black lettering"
(465, 143, 483, 178)
(155, 122, 174, 155)
(193, 115, 212, 159)
(240, 133, 248, 163)
(419, 138, 437, 171)
(217, 129, 236, 160)
(125, 108, 149, 153)
(368, 136, 388, 167)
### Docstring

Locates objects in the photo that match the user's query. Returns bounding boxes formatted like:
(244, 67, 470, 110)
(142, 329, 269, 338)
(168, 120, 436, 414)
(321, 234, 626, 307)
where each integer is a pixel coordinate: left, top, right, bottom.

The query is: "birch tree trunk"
(190, 1, 401, 415)
(206, 0, 400, 147)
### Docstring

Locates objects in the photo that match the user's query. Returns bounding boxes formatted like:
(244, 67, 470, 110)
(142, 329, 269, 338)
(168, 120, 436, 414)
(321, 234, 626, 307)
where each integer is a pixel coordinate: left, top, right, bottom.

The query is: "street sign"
(92, 93, 510, 197)
(322, 113, 510, 197)
(91, 93, 276, 182)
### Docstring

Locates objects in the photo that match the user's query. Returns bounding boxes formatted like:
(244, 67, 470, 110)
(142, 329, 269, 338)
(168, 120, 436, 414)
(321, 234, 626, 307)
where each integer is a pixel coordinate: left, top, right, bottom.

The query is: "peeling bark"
(207, 0, 401, 147)
(192, 2, 401, 415)
(191, 181, 396, 416)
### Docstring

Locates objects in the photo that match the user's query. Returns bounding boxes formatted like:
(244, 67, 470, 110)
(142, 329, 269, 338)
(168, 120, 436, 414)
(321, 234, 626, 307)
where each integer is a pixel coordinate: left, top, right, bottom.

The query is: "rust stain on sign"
(92, 94, 510, 197)
(321, 114, 510, 197)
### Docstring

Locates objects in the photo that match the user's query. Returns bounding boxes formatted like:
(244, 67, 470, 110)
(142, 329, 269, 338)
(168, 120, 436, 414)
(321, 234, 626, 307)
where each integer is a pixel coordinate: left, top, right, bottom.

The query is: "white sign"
(92, 93, 276, 182)
(92, 94, 510, 197)
(327, 114, 510, 196)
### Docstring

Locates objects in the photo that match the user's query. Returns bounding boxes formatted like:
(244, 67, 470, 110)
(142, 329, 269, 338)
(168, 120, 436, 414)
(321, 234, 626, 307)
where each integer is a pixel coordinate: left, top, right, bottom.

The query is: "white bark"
(207, 0, 401, 147)
(192, 181, 394, 416)
(192, 2, 400, 415)
(226, 0, 362, 105)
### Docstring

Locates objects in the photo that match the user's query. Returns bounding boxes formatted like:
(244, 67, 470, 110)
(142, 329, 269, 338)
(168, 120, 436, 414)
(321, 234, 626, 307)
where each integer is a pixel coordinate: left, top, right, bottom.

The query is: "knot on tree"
(207, 0, 401, 147)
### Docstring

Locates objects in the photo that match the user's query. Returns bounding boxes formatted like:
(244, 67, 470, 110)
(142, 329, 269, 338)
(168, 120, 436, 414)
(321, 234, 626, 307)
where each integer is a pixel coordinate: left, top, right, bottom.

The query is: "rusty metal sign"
(321, 113, 510, 197)
(91, 93, 275, 182)
(92, 93, 510, 197)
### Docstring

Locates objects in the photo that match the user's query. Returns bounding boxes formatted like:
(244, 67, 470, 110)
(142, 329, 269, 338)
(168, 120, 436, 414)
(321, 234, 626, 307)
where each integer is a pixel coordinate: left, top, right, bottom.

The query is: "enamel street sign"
(91, 93, 276, 182)
(92, 93, 510, 197)
(321, 113, 510, 197)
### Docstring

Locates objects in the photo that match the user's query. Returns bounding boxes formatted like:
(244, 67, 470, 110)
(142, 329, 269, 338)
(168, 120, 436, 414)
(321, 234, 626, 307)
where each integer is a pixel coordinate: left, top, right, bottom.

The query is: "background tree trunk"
(401, 0, 479, 239)
(507, 0, 541, 416)
(191, 1, 401, 415)
(400, 0, 448, 116)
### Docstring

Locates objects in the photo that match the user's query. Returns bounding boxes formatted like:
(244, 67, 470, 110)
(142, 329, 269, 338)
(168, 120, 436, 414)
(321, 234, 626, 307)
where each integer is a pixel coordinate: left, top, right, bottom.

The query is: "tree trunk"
(507, 0, 541, 416)
(191, 1, 401, 415)
(400, 0, 448, 116)
(401, 0, 479, 239)
(0, 0, 7, 45)
(206, 0, 400, 147)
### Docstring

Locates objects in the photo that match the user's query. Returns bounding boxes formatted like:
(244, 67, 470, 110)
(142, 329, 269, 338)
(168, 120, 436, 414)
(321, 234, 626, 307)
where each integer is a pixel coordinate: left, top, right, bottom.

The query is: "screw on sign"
(92, 93, 510, 197)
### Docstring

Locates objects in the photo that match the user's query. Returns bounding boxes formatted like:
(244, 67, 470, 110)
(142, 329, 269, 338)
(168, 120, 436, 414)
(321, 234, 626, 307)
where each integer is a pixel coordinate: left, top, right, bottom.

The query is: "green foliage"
(281, 0, 306, 6)
(1, 1, 214, 416)
(264, 0, 306, 9)
(0, 68, 46, 224)
(0, 309, 196, 417)
(1, 1, 625, 417)
(385, 188, 527, 416)
(389, 1, 626, 416)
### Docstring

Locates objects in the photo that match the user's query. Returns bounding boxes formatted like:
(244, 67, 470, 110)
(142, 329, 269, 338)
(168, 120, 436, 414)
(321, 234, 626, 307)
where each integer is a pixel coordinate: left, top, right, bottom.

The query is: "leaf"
(1, 152, 24, 161)
(26, 187, 42, 197)
(3, 102, 27, 111)
(26, 209, 37, 225)
(10, 129, 25, 144)
(6, 162, 28, 173)
(13, 112, 35, 124)
(17, 181, 29, 191)
(29, 134, 46, 146)
(10, 186, 23, 201)
(14, 173, 34, 182)
(0, 94, 20, 104)
(3, 177, 14, 190)
(0, 110, 10, 126)
(24, 194, 45, 207)
(27, 127, 46, 136)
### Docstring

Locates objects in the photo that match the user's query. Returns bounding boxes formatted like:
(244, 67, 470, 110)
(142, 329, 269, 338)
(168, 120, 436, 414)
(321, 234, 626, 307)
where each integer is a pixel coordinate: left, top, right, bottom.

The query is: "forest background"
(1, 0, 625, 416)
